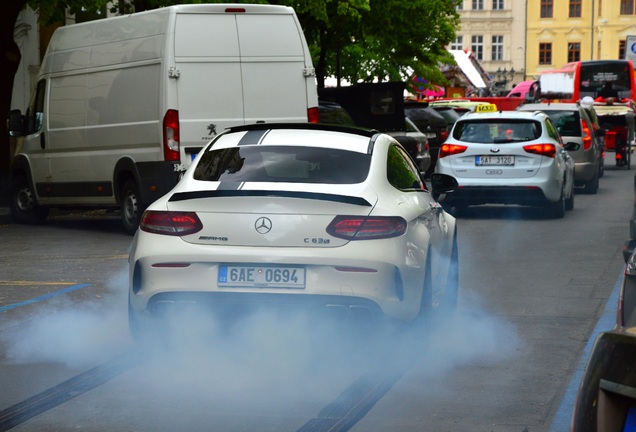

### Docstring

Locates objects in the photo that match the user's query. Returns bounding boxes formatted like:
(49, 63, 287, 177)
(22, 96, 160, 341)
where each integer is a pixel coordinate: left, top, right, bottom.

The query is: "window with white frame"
(451, 36, 464, 51)
(493, 0, 504, 9)
(472, 35, 484, 60)
(473, 0, 484, 10)
(492, 35, 504, 61)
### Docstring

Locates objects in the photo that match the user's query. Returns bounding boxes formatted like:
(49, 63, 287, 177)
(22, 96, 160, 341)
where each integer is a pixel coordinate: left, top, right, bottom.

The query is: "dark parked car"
(431, 105, 463, 133)
(404, 102, 449, 175)
(318, 94, 430, 175)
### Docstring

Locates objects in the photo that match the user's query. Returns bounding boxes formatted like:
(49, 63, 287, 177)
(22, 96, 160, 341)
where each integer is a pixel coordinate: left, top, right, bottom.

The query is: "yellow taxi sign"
(475, 103, 498, 113)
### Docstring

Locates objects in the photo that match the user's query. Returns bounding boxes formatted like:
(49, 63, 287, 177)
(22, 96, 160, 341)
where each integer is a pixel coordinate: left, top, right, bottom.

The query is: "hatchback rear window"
(453, 119, 542, 143)
(193, 146, 370, 184)
(540, 110, 581, 136)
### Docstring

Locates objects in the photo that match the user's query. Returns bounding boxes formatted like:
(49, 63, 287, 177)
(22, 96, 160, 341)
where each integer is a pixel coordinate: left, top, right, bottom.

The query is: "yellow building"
(526, 0, 636, 79)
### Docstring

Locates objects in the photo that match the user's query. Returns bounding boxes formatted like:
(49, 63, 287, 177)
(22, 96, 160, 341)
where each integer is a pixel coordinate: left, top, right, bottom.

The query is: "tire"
(441, 230, 459, 312)
(10, 175, 49, 225)
(547, 188, 565, 219)
(565, 186, 574, 211)
(582, 169, 599, 194)
(121, 180, 144, 235)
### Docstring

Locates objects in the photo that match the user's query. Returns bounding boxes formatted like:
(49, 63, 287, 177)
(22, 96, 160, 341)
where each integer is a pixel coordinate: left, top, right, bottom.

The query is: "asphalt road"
(0, 161, 633, 431)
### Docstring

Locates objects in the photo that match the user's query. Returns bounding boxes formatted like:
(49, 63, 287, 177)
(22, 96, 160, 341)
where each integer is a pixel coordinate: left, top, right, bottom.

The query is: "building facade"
(454, 0, 527, 95)
(526, 0, 636, 79)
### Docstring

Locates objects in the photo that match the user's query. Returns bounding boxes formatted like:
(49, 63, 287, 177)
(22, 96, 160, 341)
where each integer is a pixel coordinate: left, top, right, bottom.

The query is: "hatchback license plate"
(476, 155, 515, 166)
(218, 265, 305, 289)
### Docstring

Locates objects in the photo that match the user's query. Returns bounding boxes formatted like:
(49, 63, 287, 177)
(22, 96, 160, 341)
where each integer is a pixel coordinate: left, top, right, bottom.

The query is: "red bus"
(538, 60, 636, 102)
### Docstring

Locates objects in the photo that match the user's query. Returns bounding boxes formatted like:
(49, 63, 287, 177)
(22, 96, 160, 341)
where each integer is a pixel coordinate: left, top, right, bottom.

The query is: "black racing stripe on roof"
(238, 129, 270, 146)
(168, 190, 372, 206)
(216, 182, 243, 190)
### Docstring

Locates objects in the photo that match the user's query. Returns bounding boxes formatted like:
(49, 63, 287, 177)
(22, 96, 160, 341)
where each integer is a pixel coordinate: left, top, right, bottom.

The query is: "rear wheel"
(547, 188, 565, 219)
(582, 169, 599, 194)
(121, 180, 144, 235)
(10, 175, 49, 224)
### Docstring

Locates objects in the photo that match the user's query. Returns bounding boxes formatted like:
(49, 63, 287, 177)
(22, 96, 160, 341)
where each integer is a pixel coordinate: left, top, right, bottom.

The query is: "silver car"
(435, 110, 577, 218)
(517, 102, 603, 194)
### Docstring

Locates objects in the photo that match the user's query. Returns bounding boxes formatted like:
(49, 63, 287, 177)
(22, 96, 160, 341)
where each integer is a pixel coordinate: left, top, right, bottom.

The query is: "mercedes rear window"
(193, 146, 370, 184)
(453, 119, 542, 143)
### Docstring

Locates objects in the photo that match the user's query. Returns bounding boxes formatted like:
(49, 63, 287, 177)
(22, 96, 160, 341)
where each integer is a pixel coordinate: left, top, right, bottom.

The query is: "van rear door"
(236, 13, 313, 124)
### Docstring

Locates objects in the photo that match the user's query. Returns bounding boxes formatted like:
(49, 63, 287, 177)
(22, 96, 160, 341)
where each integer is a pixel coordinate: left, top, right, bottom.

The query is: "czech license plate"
(218, 265, 306, 289)
(425, 132, 436, 138)
(476, 155, 515, 166)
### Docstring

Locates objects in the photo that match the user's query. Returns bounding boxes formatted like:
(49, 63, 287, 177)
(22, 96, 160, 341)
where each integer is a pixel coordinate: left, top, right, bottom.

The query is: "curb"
(0, 208, 12, 225)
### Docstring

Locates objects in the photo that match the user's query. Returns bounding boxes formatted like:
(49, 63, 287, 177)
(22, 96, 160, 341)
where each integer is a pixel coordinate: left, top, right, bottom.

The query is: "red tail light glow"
(581, 120, 592, 150)
(327, 216, 407, 240)
(523, 143, 556, 158)
(140, 211, 202, 236)
(307, 106, 320, 123)
(439, 144, 468, 158)
(440, 130, 449, 142)
(163, 110, 180, 162)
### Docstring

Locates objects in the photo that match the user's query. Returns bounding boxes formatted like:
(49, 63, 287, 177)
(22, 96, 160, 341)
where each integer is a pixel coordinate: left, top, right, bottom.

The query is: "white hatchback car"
(128, 124, 459, 338)
(435, 109, 578, 218)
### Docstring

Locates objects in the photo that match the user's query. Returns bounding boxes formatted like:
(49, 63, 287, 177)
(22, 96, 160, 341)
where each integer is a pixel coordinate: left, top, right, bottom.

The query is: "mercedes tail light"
(163, 109, 180, 162)
(523, 143, 556, 158)
(327, 216, 407, 240)
(439, 143, 468, 158)
(140, 211, 202, 235)
(581, 119, 592, 150)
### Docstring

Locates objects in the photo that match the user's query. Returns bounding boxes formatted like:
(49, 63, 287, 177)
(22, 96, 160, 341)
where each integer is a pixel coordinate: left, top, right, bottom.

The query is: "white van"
(8, 4, 319, 234)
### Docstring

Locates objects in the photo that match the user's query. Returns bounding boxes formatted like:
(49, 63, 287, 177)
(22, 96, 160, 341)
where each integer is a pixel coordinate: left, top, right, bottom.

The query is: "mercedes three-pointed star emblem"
(254, 217, 272, 234)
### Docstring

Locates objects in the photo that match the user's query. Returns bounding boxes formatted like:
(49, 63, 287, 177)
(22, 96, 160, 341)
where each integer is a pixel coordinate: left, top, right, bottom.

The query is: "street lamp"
(495, 67, 516, 95)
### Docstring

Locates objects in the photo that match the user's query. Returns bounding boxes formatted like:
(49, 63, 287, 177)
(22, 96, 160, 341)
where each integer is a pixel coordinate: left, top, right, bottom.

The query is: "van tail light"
(523, 143, 556, 158)
(326, 216, 407, 240)
(581, 119, 592, 150)
(140, 211, 202, 236)
(307, 106, 320, 123)
(439, 143, 468, 158)
(163, 109, 180, 162)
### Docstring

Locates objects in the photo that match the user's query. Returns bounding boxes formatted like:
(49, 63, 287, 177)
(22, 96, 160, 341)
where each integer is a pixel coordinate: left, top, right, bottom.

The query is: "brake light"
(225, 8, 246, 12)
(439, 144, 468, 158)
(140, 211, 202, 236)
(163, 109, 180, 162)
(581, 119, 592, 150)
(440, 130, 449, 142)
(307, 106, 320, 123)
(326, 216, 407, 240)
(523, 143, 556, 158)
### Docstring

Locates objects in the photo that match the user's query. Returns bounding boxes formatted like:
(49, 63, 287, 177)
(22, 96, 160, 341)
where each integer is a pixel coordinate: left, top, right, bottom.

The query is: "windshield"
(193, 146, 371, 184)
(453, 119, 541, 143)
(579, 61, 633, 99)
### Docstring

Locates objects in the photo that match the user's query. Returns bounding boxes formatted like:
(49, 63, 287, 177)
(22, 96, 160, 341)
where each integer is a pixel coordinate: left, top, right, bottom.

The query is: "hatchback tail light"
(326, 216, 407, 240)
(581, 119, 592, 150)
(439, 143, 468, 158)
(523, 143, 556, 158)
(163, 109, 180, 161)
(140, 211, 202, 236)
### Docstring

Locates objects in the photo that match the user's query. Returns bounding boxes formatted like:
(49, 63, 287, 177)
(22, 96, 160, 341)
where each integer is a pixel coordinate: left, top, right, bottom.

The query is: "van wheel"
(10, 176, 49, 224)
(121, 180, 143, 235)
